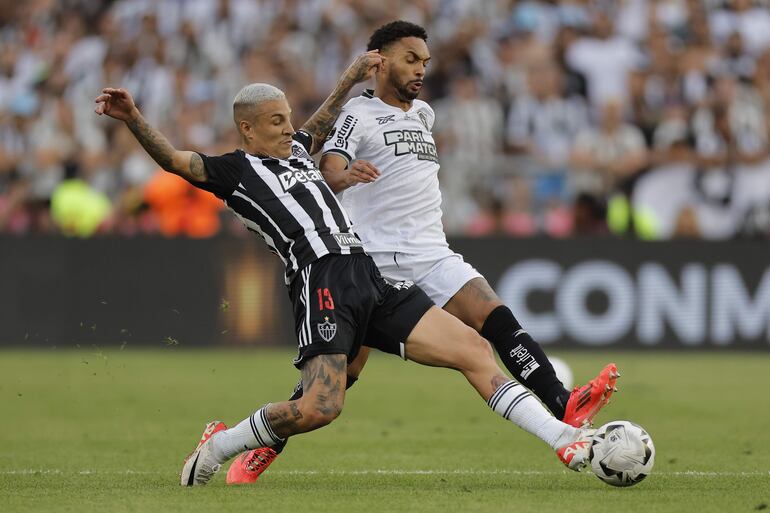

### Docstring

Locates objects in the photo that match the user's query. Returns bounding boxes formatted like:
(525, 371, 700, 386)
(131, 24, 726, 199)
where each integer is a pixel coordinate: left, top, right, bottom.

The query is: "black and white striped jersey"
(193, 131, 365, 284)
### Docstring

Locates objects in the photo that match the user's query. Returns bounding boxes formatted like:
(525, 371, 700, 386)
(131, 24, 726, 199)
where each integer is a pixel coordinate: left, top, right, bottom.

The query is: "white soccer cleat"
(180, 420, 227, 486)
(556, 428, 597, 472)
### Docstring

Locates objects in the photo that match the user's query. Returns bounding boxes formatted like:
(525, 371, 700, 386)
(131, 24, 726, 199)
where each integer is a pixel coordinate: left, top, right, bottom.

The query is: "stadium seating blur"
(2, 0, 770, 239)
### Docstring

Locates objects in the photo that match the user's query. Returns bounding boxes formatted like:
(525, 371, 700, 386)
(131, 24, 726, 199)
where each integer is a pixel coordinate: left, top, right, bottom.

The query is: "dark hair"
(367, 20, 428, 51)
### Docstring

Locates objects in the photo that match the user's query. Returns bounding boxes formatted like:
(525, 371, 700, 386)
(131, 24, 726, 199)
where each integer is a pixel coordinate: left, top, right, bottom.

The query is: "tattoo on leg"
(302, 354, 346, 388)
(315, 379, 342, 416)
(491, 374, 510, 390)
(264, 355, 346, 438)
(302, 354, 346, 418)
(447, 278, 504, 329)
(461, 278, 500, 304)
(265, 402, 299, 436)
(289, 402, 303, 421)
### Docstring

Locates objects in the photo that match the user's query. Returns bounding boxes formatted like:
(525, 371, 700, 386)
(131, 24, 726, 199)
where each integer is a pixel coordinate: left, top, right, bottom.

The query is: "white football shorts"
(370, 248, 483, 307)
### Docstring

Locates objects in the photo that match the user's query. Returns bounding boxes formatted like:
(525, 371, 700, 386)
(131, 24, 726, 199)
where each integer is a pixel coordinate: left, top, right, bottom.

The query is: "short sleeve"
(322, 110, 365, 165)
(191, 150, 245, 199)
(292, 130, 313, 154)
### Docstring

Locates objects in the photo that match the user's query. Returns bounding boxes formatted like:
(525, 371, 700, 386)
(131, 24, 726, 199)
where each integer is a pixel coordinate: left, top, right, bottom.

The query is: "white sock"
(211, 405, 284, 462)
(487, 380, 578, 449)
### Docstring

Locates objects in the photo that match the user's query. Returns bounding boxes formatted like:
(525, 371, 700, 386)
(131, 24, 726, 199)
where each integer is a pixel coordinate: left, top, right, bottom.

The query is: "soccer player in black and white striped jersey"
(95, 51, 595, 487)
(230, 21, 620, 486)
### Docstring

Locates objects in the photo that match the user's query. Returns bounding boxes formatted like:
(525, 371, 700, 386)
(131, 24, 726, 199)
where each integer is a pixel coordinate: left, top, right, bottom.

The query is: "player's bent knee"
(304, 405, 342, 430)
(476, 334, 495, 358)
(296, 396, 343, 431)
(319, 403, 343, 425)
(440, 325, 495, 371)
(461, 330, 496, 366)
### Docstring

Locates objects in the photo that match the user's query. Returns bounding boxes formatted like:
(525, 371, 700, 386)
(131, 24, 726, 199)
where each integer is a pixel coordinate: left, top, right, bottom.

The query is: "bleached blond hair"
(232, 83, 286, 126)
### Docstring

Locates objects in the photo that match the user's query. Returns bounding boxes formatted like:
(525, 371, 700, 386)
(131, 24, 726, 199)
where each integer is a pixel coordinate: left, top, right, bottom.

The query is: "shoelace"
(202, 463, 221, 475)
(245, 450, 276, 472)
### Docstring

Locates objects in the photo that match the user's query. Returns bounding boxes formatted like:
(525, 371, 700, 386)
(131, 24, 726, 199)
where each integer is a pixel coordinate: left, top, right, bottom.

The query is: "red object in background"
(502, 212, 537, 237)
(143, 170, 223, 238)
(543, 204, 573, 238)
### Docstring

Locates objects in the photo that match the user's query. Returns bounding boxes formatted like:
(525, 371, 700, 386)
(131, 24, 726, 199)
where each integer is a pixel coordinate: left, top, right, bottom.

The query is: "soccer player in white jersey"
(228, 21, 619, 484)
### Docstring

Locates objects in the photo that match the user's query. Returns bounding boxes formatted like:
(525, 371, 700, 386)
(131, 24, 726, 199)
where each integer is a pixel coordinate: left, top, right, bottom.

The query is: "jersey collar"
(361, 89, 419, 113)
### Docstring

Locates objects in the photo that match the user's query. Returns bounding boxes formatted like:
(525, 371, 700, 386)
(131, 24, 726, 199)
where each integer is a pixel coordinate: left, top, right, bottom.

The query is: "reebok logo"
(376, 114, 395, 125)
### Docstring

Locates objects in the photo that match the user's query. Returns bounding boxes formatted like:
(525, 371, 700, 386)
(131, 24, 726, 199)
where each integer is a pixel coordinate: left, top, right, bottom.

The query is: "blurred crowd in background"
(2, 0, 770, 239)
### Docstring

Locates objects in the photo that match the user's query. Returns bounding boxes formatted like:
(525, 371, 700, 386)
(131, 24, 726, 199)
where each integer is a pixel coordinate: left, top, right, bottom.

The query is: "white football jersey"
(322, 90, 448, 254)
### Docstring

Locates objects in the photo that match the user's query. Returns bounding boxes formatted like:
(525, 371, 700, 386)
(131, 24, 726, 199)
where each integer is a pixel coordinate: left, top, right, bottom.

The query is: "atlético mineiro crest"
(318, 316, 337, 342)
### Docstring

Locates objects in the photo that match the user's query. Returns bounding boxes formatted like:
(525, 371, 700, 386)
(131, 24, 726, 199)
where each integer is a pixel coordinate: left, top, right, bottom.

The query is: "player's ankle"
(553, 425, 580, 449)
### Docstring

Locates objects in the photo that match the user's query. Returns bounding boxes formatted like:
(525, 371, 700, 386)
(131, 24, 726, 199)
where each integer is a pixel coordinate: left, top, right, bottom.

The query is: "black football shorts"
(288, 253, 434, 369)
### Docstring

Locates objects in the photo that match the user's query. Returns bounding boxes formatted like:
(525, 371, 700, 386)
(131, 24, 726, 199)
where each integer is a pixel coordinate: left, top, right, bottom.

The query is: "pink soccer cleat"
(562, 363, 620, 428)
(226, 448, 279, 485)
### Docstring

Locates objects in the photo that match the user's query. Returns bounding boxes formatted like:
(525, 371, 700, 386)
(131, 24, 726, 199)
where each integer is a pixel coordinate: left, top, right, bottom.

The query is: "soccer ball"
(589, 420, 655, 487)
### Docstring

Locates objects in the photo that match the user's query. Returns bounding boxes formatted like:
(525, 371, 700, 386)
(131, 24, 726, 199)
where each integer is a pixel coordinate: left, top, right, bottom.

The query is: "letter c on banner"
(556, 261, 635, 345)
(496, 260, 561, 343)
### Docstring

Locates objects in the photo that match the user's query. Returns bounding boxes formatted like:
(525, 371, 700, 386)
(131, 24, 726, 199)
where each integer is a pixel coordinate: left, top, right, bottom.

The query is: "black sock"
(480, 305, 570, 419)
(273, 375, 359, 453)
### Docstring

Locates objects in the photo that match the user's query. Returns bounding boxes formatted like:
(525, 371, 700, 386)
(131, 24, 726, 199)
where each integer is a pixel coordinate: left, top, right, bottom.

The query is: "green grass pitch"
(1, 349, 768, 513)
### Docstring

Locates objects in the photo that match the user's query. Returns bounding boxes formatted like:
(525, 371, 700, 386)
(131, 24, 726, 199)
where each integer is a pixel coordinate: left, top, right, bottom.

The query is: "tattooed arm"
(301, 51, 383, 154)
(94, 88, 207, 183)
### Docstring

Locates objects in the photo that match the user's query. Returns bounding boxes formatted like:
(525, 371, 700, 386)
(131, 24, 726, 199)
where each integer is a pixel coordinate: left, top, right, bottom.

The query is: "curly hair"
(366, 20, 428, 52)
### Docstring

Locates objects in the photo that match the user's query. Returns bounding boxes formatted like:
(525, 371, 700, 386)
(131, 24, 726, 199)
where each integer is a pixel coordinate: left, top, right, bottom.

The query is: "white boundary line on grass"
(1, 469, 768, 477)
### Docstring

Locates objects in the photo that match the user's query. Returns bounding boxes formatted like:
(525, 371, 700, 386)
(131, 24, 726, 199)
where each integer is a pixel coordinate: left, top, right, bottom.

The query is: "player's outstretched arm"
(301, 51, 383, 154)
(320, 155, 380, 193)
(94, 88, 207, 183)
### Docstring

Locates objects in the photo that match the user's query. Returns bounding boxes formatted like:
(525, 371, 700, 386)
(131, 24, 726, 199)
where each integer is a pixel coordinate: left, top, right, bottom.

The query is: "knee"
(304, 406, 342, 430)
(459, 326, 496, 363)
(297, 397, 343, 431)
(470, 330, 495, 359)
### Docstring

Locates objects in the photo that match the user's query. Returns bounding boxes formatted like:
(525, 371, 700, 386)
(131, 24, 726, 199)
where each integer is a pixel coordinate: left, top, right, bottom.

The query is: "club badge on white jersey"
(322, 90, 448, 254)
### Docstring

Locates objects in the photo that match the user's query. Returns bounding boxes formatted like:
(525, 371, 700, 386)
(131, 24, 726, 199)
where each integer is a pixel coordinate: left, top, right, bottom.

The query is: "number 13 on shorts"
(317, 288, 335, 310)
